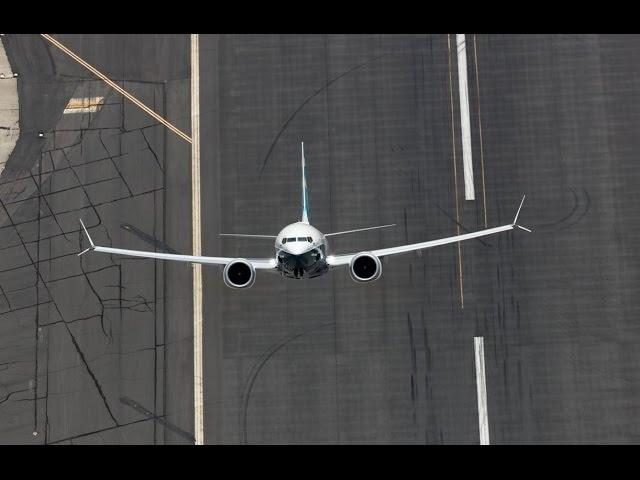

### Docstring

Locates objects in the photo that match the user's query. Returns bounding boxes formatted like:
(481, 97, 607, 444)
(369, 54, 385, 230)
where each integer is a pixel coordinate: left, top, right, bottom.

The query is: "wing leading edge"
(78, 220, 277, 270)
(327, 195, 530, 266)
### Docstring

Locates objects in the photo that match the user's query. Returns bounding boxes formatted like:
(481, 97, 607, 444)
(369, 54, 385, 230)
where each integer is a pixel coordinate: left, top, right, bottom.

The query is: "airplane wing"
(78, 220, 277, 270)
(327, 196, 530, 267)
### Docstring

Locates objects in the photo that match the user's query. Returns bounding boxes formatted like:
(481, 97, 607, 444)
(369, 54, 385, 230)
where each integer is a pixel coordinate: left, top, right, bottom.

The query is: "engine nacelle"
(223, 259, 256, 289)
(349, 252, 382, 283)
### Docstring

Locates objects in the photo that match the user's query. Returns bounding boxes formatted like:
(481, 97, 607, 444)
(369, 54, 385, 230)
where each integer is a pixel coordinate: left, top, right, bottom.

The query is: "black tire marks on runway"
(239, 321, 334, 444)
(407, 313, 418, 425)
(258, 53, 388, 176)
(529, 188, 590, 232)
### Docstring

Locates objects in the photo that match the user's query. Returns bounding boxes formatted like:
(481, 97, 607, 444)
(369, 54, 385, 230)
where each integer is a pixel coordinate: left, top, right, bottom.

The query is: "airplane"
(78, 142, 531, 289)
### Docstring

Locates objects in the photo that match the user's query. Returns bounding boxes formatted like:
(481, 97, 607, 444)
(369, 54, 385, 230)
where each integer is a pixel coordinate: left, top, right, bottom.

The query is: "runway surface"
(0, 34, 639, 444)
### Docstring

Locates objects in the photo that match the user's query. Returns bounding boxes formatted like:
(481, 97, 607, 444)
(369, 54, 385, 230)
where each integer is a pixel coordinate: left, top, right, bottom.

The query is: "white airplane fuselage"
(275, 222, 329, 279)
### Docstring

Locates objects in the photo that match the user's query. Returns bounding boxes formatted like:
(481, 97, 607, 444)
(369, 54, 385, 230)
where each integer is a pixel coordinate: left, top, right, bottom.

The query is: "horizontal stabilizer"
(220, 233, 277, 239)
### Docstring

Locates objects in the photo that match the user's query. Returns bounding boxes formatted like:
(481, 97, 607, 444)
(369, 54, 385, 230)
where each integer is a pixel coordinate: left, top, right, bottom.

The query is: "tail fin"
(301, 142, 309, 224)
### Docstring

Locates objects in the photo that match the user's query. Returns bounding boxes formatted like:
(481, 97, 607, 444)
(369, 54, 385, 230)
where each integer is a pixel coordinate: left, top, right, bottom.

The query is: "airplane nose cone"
(285, 243, 311, 255)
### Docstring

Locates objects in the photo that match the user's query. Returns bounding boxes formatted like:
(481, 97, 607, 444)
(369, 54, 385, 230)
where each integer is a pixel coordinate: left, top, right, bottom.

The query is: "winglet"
(512, 195, 532, 232)
(78, 219, 95, 256)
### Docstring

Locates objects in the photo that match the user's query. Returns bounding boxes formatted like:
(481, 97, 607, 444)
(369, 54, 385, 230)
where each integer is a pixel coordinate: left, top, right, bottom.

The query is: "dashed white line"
(456, 34, 475, 201)
(191, 33, 204, 446)
(474, 336, 490, 445)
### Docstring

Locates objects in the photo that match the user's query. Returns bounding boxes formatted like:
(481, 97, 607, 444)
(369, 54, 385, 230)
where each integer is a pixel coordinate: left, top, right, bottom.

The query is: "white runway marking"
(474, 336, 490, 445)
(456, 34, 475, 201)
(191, 33, 204, 446)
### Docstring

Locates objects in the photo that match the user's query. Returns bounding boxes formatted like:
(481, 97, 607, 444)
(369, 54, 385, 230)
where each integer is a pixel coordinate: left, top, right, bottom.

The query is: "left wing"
(78, 220, 277, 270)
(327, 196, 530, 266)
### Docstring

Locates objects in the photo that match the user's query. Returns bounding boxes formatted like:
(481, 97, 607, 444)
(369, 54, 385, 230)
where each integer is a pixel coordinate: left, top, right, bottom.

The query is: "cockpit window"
(283, 237, 312, 244)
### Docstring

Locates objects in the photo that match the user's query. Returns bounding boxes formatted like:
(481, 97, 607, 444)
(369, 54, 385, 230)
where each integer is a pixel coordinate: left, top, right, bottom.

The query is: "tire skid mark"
(407, 313, 418, 425)
(240, 321, 334, 444)
(258, 53, 387, 176)
(119, 396, 194, 443)
(531, 188, 590, 232)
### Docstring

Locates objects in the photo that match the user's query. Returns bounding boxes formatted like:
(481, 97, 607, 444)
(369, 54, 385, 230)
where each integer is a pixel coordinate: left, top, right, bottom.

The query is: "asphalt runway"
(1, 34, 639, 444)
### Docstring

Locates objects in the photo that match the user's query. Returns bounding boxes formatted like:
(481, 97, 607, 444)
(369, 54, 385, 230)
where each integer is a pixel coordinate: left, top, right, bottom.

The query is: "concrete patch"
(63, 96, 104, 114)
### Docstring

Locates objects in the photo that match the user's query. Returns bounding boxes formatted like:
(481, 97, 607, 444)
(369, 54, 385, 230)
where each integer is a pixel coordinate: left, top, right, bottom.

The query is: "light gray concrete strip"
(0, 37, 19, 176)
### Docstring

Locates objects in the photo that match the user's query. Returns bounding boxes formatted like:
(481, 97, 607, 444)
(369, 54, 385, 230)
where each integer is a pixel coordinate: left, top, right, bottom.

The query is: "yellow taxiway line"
(40, 34, 192, 144)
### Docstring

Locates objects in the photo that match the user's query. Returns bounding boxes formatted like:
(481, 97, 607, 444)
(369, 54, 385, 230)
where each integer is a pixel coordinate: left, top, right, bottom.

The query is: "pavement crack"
(98, 129, 133, 197)
(62, 321, 119, 427)
(0, 387, 31, 405)
(79, 250, 111, 340)
(47, 418, 150, 444)
(140, 128, 164, 172)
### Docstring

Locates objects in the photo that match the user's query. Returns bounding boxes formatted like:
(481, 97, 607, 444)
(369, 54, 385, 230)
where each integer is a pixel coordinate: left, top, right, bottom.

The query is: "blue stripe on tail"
(301, 142, 309, 223)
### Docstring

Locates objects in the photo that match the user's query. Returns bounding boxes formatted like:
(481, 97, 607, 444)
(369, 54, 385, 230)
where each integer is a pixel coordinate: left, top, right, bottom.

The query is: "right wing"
(78, 220, 277, 270)
(327, 196, 530, 266)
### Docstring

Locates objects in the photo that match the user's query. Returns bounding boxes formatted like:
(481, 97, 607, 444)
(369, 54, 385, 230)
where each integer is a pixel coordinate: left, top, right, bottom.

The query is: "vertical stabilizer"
(301, 142, 310, 224)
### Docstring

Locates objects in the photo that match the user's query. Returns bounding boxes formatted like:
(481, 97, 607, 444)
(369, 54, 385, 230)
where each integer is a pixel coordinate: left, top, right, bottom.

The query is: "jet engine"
(349, 252, 382, 283)
(223, 259, 256, 289)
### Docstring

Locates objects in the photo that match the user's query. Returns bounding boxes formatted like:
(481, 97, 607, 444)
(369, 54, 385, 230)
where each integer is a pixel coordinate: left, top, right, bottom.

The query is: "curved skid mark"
(571, 188, 590, 226)
(240, 322, 334, 444)
(259, 53, 388, 176)
(531, 188, 590, 232)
